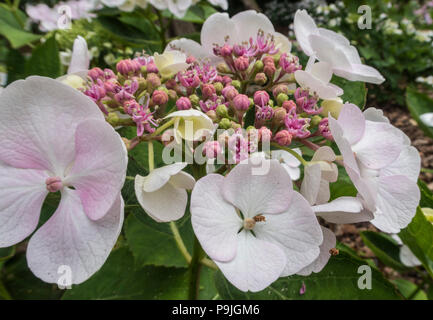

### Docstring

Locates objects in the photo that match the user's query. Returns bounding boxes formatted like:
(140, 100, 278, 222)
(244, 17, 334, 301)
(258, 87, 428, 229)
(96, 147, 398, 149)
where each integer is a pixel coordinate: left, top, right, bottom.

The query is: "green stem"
(188, 237, 204, 300)
(151, 118, 175, 137)
(270, 143, 308, 166)
(148, 141, 154, 171)
(170, 222, 191, 264)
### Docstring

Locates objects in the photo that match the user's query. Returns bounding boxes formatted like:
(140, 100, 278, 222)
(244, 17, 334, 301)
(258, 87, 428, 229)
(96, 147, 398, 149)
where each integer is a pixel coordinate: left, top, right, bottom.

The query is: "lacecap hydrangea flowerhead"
(0, 9, 421, 293)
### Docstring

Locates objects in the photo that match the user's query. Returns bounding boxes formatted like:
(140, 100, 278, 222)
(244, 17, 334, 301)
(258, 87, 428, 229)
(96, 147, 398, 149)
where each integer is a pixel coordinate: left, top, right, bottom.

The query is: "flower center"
(45, 176, 63, 193)
(243, 215, 266, 230)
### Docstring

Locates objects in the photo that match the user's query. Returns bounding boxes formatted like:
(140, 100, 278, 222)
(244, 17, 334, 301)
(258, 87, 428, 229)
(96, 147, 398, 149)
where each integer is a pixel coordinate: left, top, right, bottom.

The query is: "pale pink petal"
(371, 175, 420, 233)
(137, 163, 187, 193)
(297, 226, 336, 276)
(316, 179, 331, 204)
(27, 189, 124, 284)
(223, 159, 293, 217)
(337, 103, 365, 145)
(0, 77, 103, 175)
(314, 196, 374, 224)
(300, 163, 321, 205)
(363, 108, 390, 123)
(333, 64, 385, 84)
(254, 192, 323, 276)
(64, 119, 127, 221)
(0, 163, 48, 247)
(191, 174, 242, 262)
(380, 146, 420, 183)
(310, 61, 333, 83)
(67, 36, 90, 74)
(215, 231, 286, 292)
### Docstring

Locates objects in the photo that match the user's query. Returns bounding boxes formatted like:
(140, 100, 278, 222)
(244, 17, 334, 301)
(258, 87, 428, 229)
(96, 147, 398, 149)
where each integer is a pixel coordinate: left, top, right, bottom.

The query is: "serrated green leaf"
(214, 252, 400, 300)
(124, 214, 194, 268)
(62, 246, 216, 300)
(399, 207, 433, 278)
(406, 88, 433, 140)
(26, 36, 61, 78)
(361, 231, 408, 271)
(331, 76, 367, 109)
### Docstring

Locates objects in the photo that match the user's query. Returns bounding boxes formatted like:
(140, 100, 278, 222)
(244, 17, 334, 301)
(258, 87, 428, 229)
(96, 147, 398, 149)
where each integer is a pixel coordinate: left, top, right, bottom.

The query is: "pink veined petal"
(215, 231, 286, 292)
(337, 103, 366, 145)
(27, 189, 124, 285)
(64, 119, 127, 221)
(254, 192, 323, 276)
(0, 163, 49, 247)
(352, 121, 403, 169)
(313, 196, 374, 224)
(231, 10, 275, 44)
(300, 163, 321, 205)
(135, 174, 189, 222)
(191, 174, 242, 262)
(0, 77, 104, 175)
(67, 36, 90, 75)
(200, 13, 237, 55)
(222, 159, 293, 217)
(294, 9, 318, 56)
(297, 226, 336, 276)
(371, 175, 420, 233)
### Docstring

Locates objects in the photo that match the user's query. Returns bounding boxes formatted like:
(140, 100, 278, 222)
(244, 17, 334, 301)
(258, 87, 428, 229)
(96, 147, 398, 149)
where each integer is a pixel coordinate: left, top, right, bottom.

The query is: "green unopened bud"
(219, 118, 232, 129)
(272, 107, 287, 126)
(246, 125, 256, 132)
(268, 99, 274, 108)
(206, 110, 217, 121)
(214, 82, 224, 94)
(167, 89, 177, 100)
(217, 62, 231, 73)
(138, 78, 147, 91)
(189, 94, 200, 106)
(311, 115, 322, 127)
(140, 65, 147, 75)
(273, 54, 281, 65)
(254, 73, 267, 85)
(231, 121, 241, 130)
(277, 93, 289, 106)
(157, 86, 169, 94)
(254, 60, 264, 72)
(216, 104, 229, 118)
(231, 80, 241, 91)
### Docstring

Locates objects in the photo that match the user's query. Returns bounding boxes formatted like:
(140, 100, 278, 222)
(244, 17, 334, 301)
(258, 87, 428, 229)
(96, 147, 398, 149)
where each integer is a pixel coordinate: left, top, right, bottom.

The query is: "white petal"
(333, 63, 385, 84)
(274, 32, 292, 53)
(371, 175, 420, 233)
(232, 10, 275, 43)
(254, 192, 323, 276)
(215, 231, 286, 292)
(314, 197, 374, 224)
(300, 163, 321, 205)
(169, 170, 195, 189)
(68, 36, 90, 74)
(363, 108, 390, 123)
(191, 174, 242, 262)
(27, 189, 124, 284)
(223, 159, 293, 217)
(297, 226, 336, 276)
(400, 245, 421, 267)
(200, 13, 237, 54)
(294, 9, 318, 56)
(380, 146, 420, 183)
(137, 163, 187, 193)
(337, 103, 366, 145)
(420, 113, 433, 127)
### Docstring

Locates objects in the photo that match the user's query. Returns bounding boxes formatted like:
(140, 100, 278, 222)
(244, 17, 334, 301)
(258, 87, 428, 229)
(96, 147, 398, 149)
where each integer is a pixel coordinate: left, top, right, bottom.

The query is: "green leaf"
(243, 106, 256, 128)
(392, 279, 427, 300)
(1, 254, 63, 300)
(215, 252, 400, 300)
(331, 76, 367, 109)
(329, 166, 357, 200)
(118, 14, 159, 40)
(26, 36, 61, 78)
(0, 246, 15, 262)
(0, 5, 41, 49)
(418, 180, 433, 209)
(399, 207, 433, 278)
(406, 88, 433, 139)
(5, 48, 26, 84)
(164, 3, 217, 24)
(360, 231, 408, 271)
(124, 214, 194, 268)
(62, 246, 216, 300)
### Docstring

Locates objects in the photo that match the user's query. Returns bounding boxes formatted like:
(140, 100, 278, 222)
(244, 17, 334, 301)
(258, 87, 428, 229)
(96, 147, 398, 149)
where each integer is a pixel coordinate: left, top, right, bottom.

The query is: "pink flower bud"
(282, 100, 297, 112)
(186, 56, 196, 64)
(264, 64, 276, 77)
(222, 85, 239, 101)
(146, 73, 161, 88)
(123, 99, 140, 114)
(222, 76, 232, 86)
(104, 79, 119, 93)
(146, 62, 158, 74)
(116, 59, 141, 75)
(103, 68, 116, 80)
(45, 176, 63, 193)
(176, 97, 192, 110)
(258, 126, 272, 142)
(274, 130, 292, 146)
(254, 90, 270, 107)
(202, 83, 216, 100)
(234, 56, 249, 72)
(203, 141, 222, 159)
(220, 44, 233, 57)
(319, 118, 333, 140)
(262, 56, 274, 65)
(233, 94, 250, 111)
(88, 67, 104, 81)
(273, 84, 289, 99)
(152, 90, 169, 106)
